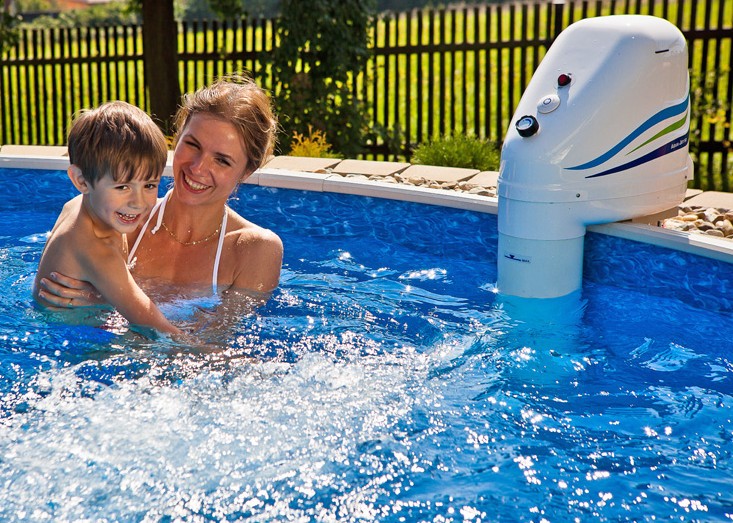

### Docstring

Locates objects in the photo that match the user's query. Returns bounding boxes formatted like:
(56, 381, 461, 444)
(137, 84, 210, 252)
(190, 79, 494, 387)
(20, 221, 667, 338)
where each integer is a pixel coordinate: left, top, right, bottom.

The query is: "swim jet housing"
(497, 15, 693, 299)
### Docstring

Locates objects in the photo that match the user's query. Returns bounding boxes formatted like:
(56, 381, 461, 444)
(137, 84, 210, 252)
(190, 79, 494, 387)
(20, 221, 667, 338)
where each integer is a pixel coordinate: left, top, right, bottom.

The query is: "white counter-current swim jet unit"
(497, 15, 693, 300)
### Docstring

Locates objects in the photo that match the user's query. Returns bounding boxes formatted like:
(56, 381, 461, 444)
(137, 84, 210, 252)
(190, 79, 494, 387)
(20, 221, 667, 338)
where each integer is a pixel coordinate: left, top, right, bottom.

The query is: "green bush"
(270, 0, 376, 158)
(0, 10, 21, 55)
(411, 134, 501, 171)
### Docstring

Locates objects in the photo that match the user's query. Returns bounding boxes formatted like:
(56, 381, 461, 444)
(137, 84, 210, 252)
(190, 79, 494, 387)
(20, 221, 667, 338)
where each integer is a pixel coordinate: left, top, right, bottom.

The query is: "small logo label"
(504, 252, 531, 263)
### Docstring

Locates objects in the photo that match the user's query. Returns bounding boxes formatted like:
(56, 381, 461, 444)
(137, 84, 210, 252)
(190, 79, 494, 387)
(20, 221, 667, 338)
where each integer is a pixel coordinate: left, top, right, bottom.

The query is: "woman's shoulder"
(227, 209, 283, 251)
(225, 209, 283, 292)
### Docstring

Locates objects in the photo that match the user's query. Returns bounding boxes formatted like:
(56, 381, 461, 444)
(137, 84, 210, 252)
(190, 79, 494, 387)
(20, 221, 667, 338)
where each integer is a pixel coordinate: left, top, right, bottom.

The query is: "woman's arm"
(231, 228, 283, 293)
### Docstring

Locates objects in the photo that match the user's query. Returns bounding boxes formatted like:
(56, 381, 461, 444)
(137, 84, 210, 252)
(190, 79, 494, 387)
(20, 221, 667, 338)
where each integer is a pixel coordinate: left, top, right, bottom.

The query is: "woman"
(37, 75, 282, 308)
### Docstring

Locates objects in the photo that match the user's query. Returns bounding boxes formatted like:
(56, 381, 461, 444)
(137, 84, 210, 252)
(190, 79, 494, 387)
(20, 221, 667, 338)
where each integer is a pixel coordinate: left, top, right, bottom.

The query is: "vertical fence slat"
(416, 10, 423, 146)
(0, 50, 6, 145)
(393, 12, 401, 160)
(56, 27, 64, 144)
(472, 5, 480, 138)
(383, 15, 391, 134)
(21, 28, 30, 143)
(404, 10, 412, 156)
(38, 28, 48, 143)
(496, 4, 505, 143)
(446, 8, 453, 135)
(438, 8, 446, 137)
(716, 0, 731, 191)
(65, 26, 73, 128)
(483, 5, 493, 142)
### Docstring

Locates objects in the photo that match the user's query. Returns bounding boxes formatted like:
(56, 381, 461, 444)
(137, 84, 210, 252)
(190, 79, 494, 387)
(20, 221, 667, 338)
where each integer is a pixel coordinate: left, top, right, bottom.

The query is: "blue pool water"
(1, 167, 733, 521)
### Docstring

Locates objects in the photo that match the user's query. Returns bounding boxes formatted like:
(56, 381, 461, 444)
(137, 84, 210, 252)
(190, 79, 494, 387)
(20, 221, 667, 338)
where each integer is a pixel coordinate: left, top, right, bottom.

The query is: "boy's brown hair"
(67, 101, 168, 187)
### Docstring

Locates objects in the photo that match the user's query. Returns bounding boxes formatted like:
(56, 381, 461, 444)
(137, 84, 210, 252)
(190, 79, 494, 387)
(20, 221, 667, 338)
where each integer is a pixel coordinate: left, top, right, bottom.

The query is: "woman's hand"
(37, 272, 105, 308)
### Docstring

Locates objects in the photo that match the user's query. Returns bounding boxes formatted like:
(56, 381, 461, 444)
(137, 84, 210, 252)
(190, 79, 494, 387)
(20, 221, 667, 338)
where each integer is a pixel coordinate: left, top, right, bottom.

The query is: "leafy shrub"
(689, 69, 731, 175)
(271, 0, 376, 158)
(288, 126, 342, 158)
(0, 10, 21, 54)
(411, 134, 501, 171)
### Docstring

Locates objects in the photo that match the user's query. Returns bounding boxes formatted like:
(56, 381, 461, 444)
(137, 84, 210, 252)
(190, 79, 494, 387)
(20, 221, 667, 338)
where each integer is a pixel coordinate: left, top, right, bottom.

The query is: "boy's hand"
(37, 272, 104, 308)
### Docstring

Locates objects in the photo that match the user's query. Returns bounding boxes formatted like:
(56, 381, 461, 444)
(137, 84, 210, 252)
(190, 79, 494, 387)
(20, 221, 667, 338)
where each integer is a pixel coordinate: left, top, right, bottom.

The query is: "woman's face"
(172, 113, 249, 206)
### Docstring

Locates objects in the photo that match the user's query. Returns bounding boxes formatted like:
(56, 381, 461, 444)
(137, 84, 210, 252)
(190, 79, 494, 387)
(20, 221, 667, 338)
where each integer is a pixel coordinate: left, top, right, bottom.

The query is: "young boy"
(33, 101, 181, 335)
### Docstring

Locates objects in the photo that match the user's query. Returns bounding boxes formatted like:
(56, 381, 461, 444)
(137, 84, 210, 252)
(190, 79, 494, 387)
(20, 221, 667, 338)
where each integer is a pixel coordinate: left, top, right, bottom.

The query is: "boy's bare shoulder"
(39, 197, 120, 277)
(34, 196, 108, 304)
(50, 194, 82, 228)
(62, 194, 83, 210)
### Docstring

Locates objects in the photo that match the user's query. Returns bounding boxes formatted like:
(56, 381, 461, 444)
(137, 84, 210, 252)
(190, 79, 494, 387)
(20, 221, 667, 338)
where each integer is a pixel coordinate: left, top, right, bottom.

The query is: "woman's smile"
(182, 173, 212, 193)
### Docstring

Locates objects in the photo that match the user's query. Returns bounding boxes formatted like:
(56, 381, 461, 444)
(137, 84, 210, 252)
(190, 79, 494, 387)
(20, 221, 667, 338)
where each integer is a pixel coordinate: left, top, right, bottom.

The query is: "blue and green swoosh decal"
(566, 95, 689, 178)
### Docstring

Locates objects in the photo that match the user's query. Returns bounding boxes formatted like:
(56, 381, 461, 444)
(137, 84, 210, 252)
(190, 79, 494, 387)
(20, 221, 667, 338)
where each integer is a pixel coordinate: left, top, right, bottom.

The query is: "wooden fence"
(1, 0, 731, 189)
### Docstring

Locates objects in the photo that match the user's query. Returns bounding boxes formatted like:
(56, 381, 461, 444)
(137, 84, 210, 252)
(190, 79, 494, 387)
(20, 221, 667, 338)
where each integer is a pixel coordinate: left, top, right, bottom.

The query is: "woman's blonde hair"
(174, 74, 278, 177)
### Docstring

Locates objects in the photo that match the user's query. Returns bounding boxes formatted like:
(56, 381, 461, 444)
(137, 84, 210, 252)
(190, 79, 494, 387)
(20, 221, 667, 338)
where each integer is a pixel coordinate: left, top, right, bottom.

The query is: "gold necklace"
(161, 218, 222, 246)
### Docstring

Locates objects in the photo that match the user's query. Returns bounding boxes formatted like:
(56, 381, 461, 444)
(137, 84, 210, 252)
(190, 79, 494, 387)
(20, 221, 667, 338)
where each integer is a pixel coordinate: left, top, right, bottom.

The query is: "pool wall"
(3, 149, 733, 267)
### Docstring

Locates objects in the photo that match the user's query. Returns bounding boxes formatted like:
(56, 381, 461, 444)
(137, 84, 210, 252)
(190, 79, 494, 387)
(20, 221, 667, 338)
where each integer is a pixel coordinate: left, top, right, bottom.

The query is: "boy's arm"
(82, 247, 181, 335)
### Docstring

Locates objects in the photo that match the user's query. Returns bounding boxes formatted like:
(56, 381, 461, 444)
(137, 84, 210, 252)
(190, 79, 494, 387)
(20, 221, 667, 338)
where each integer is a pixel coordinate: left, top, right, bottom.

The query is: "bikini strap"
(127, 189, 171, 267)
(212, 209, 228, 294)
(149, 188, 172, 235)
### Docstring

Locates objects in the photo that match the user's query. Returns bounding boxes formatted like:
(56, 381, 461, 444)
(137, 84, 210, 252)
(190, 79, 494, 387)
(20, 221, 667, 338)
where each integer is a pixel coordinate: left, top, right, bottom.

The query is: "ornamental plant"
(289, 126, 342, 158)
(411, 134, 501, 171)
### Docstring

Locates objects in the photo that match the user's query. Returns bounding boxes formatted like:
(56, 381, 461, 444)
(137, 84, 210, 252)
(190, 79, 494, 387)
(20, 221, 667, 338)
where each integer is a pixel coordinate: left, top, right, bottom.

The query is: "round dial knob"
(516, 115, 539, 137)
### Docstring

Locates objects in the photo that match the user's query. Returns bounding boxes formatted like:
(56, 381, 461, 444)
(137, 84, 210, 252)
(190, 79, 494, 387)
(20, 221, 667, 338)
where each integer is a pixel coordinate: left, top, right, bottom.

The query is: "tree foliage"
(270, 0, 377, 157)
(0, 9, 20, 55)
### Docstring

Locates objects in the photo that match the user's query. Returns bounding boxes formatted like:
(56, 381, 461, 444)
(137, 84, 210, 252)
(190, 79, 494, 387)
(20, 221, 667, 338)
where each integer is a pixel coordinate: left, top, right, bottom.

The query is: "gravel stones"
(662, 205, 733, 239)
(336, 172, 499, 197)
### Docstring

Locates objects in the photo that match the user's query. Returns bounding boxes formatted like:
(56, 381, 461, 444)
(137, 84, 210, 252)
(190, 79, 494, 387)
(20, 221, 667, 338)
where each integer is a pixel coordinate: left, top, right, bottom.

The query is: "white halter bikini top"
(127, 189, 228, 294)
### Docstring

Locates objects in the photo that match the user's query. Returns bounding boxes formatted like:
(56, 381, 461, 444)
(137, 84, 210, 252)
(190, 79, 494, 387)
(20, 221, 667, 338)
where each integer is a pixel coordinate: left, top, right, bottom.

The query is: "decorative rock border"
(660, 191, 733, 240)
(662, 205, 733, 239)
(333, 171, 498, 197)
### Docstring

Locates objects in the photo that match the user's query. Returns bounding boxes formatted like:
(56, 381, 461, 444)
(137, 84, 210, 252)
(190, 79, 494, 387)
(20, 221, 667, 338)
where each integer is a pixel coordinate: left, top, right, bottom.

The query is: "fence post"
(552, 0, 565, 42)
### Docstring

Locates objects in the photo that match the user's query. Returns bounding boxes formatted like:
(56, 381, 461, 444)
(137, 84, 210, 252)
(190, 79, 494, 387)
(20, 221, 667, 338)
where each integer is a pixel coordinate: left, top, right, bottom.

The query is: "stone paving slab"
(684, 190, 733, 210)
(331, 159, 410, 176)
(468, 170, 499, 187)
(400, 164, 479, 184)
(684, 188, 703, 200)
(631, 207, 680, 225)
(0, 145, 68, 156)
(262, 155, 340, 172)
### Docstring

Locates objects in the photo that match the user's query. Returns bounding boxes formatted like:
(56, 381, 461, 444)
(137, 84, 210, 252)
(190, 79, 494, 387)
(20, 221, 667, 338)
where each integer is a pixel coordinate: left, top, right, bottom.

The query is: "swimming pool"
(2, 166, 733, 521)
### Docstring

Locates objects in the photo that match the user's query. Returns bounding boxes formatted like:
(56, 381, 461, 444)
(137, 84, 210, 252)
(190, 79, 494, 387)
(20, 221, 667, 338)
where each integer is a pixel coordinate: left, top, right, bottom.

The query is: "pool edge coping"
(3, 155, 732, 265)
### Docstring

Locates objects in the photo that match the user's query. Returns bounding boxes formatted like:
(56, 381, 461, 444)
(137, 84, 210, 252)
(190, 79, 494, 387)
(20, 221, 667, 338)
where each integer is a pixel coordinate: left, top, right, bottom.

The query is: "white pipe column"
(498, 234, 584, 300)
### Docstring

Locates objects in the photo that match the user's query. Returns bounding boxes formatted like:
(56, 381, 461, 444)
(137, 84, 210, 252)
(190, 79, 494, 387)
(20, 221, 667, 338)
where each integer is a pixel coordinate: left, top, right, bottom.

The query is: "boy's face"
(79, 170, 161, 234)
